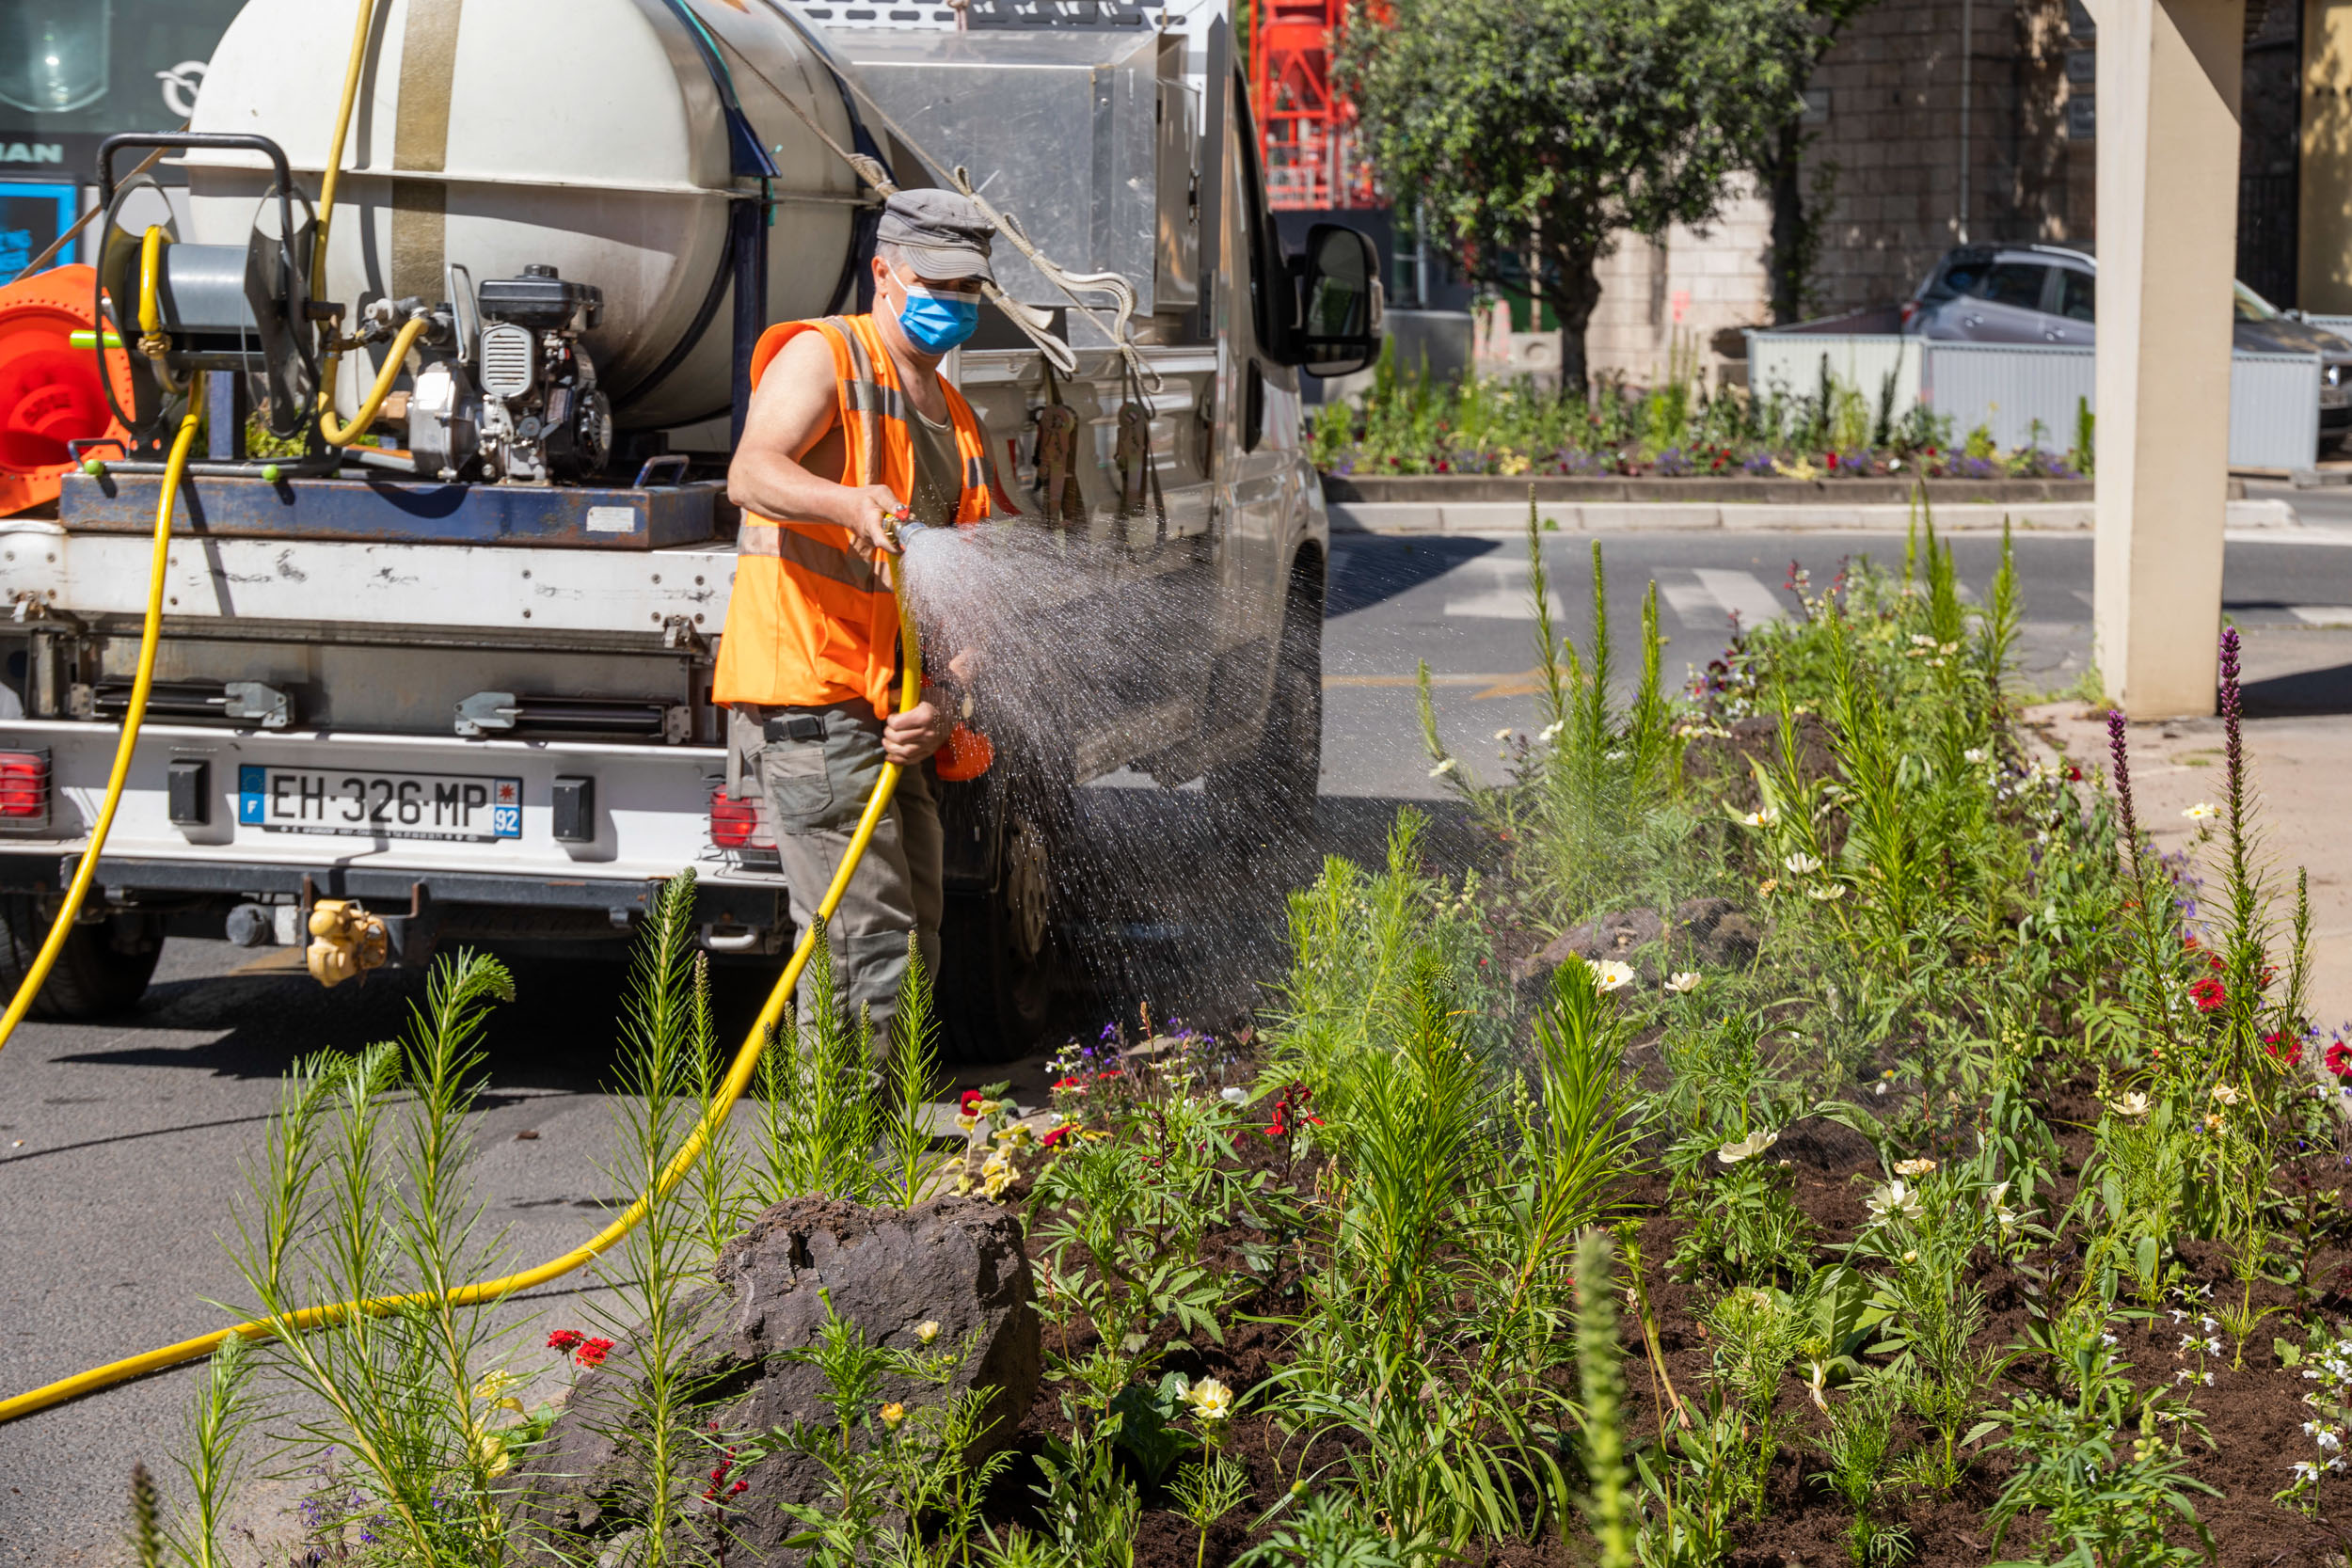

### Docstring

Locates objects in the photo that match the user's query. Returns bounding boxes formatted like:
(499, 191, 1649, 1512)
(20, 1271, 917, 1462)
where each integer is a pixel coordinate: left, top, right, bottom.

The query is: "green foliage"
(1337, 0, 1810, 388)
(771, 1292, 1013, 1561)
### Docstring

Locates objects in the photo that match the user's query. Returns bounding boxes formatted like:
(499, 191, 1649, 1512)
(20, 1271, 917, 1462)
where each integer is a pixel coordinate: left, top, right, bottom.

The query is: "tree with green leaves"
(1335, 0, 1811, 397)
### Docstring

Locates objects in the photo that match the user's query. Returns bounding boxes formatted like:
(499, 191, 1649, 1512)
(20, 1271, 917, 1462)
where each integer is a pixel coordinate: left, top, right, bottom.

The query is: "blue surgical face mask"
(889, 265, 980, 354)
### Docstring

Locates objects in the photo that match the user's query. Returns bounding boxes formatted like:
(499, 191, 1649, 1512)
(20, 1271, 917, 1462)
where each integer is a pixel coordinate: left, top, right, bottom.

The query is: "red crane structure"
(1248, 0, 1379, 211)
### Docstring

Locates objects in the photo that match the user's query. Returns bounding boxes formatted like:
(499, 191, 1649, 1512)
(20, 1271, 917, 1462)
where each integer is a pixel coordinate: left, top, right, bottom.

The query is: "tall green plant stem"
(1575, 1231, 1636, 1568)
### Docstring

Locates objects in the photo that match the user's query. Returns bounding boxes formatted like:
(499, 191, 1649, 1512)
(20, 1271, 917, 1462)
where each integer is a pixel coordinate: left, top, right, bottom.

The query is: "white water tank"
(180, 0, 865, 430)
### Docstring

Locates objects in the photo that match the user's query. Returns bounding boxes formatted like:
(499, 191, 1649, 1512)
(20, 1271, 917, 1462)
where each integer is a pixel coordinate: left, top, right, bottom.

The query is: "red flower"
(2062, 763, 2083, 782)
(1041, 1126, 1071, 1150)
(1052, 1076, 1083, 1091)
(546, 1330, 584, 1354)
(2189, 977, 2227, 1013)
(2266, 1034, 2305, 1068)
(959, 1089, 984, 1115)
(2328, 1041, 2352, 1080)
(575, 1337, 615, 1369)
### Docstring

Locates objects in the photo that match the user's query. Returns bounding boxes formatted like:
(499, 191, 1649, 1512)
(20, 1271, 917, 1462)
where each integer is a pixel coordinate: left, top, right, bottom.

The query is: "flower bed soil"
(977, 1069, 2348, 1568)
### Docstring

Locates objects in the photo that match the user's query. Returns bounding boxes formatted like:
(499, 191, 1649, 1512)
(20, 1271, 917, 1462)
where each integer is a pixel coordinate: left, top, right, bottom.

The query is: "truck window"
(1230, 71, 1291, 361)
(2058, 269, 2095, 322)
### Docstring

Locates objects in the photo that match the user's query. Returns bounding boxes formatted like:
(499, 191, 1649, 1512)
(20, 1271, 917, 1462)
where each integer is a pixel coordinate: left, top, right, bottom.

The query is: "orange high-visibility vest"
(713, 313, 1009, 716)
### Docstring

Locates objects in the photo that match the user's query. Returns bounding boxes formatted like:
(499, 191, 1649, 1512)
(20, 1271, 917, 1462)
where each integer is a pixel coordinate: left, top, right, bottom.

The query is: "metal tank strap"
(654, 0, 781, 182)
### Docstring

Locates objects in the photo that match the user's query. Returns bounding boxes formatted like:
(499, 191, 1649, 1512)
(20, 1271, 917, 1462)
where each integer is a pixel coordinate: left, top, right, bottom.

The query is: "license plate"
(237, 765, 522, 842)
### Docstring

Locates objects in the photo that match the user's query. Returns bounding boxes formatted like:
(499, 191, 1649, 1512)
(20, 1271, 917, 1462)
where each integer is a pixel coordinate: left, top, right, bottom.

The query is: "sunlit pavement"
(10, 530, 2352, 1560)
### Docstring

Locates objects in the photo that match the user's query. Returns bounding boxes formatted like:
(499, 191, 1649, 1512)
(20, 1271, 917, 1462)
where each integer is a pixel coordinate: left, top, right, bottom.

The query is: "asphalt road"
(11, 527, 2352, 1560)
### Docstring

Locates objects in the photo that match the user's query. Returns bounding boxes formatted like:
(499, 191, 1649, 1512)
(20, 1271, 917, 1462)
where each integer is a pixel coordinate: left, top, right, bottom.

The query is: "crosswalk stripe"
(1692, 569, 1788, 627)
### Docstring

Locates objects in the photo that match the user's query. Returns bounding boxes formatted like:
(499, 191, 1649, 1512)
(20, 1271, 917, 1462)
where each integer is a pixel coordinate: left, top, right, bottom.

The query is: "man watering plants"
(716, 188, 1013, 1052)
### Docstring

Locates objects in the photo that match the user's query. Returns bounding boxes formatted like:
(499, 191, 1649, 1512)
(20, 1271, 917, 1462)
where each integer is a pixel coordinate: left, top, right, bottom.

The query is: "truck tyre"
(939, 808, 1057, 1063)
(0, 895, 163, 1020)
(1208, 562, 1324, 840)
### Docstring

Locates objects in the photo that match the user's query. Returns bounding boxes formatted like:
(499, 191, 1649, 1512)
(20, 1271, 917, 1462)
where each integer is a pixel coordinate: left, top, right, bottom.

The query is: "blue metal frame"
(57, 471, 724, 549)
(0, 180, 81, 277)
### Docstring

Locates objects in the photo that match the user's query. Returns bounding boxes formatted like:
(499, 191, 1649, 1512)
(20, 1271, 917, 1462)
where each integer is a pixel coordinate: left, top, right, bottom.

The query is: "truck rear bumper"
(0, 719, 792, 950)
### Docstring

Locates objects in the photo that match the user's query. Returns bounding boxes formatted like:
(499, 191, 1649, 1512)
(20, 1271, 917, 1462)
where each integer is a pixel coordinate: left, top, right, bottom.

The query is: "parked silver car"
(1903, 244, 2352, 446)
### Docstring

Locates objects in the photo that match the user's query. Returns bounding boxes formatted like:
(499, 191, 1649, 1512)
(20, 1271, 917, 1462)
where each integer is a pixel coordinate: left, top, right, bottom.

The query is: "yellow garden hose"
(316, 313, 428, 448)
(135, 226, 183, 396)
(311, 0, 379, 294)
(0, 555, 923, 1423)
(0, 234, 199, 1059)
(308, 0, 416, 450)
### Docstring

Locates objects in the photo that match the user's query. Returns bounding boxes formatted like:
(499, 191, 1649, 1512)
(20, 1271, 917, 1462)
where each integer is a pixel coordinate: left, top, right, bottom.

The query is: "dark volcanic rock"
(514, 1196, 1040, 1567)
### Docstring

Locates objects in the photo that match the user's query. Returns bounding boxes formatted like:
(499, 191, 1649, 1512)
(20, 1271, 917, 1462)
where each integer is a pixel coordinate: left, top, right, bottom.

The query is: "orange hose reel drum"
(0, 264, 135, 517)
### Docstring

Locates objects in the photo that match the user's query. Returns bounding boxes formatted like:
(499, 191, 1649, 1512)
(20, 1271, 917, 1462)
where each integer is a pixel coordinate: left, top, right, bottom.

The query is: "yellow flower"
(2209, 1083, 2241, 1106)
(1894, 1158, 1937, 1178)
(2110, 1091, 2152, 1117)
(2202, 1111, 2225, 1132)
(1757, 878, 1780, 896)
(1717, 1129, 1780, 1164)
(475, 1427, 514, 1478)
(1183, 1377, 1235, 1421)
(916, 1321, 942, 1345)
(880, 1402, 906, 1430)
(955, 1113, 978, 1131)
(1429, 757, 1458, 778)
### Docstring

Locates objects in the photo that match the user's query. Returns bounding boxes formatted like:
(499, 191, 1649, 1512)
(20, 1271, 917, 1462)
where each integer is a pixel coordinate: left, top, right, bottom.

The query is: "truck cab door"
(1186, 64, 1304, 768)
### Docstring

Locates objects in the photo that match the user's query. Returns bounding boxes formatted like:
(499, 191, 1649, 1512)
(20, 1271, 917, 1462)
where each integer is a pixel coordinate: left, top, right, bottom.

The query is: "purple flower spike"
(2107, 708, 2142, 876)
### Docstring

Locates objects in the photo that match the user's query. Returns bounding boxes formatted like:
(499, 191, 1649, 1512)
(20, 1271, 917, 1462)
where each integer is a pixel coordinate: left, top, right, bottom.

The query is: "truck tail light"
(1900, 300, 1917, 327)
(709, 788, 760, 849)
(0, 750, 50, 822)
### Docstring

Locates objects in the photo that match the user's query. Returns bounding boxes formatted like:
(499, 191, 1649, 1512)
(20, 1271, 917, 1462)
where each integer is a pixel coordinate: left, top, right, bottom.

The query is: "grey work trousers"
(738, 703, 943, 1056)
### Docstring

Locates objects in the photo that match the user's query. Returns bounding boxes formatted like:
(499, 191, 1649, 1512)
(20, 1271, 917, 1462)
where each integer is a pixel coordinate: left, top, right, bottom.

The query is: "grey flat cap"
(878, 189, 997, 283)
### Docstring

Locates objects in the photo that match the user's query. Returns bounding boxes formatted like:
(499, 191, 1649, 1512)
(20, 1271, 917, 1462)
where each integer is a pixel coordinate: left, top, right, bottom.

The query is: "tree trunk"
(1766, 115, 1805, 325)
(1540, 244, 1606, 404)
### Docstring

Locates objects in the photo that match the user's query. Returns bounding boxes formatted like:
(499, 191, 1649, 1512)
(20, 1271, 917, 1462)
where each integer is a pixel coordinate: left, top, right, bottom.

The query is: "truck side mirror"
(1295, 223, 1385, 377)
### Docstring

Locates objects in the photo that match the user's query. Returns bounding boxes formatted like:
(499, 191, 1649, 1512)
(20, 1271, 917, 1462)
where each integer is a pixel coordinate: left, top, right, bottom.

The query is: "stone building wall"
(1800, 0, 2078, 315)
(1577, 0, 2083, 390)
(1582, 182, 1776, 390)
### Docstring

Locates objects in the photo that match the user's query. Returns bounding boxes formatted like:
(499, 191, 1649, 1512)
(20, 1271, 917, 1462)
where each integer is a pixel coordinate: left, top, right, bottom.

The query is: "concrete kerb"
(1325, 499, 2303, 534)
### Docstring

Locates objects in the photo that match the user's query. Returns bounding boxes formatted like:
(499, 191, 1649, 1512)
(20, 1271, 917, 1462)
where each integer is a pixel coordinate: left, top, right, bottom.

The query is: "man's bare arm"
(726, 331, 904, 553)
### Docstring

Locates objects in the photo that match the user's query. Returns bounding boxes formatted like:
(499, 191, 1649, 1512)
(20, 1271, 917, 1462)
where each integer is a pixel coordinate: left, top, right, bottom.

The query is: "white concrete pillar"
(2092, 0, 2244, 718)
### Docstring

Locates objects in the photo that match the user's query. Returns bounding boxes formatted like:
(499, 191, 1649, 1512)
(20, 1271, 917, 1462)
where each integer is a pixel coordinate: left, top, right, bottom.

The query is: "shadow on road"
(1327, 535, 1501, 617)
(43, 793, 1488, 1086)
(2241, 660, 2352, 717)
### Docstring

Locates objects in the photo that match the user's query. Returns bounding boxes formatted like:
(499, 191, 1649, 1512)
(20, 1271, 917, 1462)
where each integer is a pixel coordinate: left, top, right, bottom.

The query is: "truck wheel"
(0, 895, 163, 1021)
(1208, 566, 1324, 840)
(938, 810, 1057, 1063)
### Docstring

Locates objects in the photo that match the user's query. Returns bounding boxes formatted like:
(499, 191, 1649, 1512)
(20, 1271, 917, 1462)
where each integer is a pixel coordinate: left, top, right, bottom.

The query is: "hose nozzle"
(882, 504, 939, 554)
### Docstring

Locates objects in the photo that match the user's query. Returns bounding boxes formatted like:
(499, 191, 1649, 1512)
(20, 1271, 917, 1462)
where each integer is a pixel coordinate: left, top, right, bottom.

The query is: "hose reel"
(92, 133, 324, 465)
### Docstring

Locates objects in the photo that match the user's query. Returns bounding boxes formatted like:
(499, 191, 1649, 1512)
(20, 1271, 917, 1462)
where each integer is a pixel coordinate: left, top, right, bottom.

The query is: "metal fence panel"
(2303, 315, 2352, 339)
(1917, 341, 2094, 452)
(2228, 351, 2321, 469)
(1745, 333, 1922, 416)
(1749, 331, 2323, 467)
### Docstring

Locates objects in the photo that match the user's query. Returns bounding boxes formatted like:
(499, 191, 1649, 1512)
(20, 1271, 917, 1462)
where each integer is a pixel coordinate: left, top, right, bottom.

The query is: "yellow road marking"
(1324, 668, 1547, 700)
